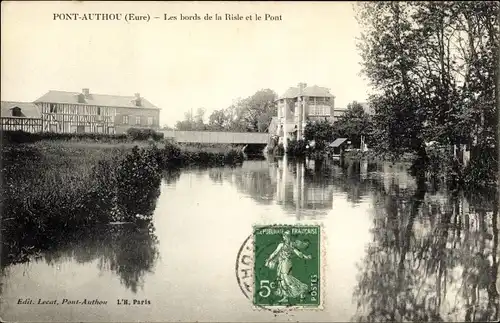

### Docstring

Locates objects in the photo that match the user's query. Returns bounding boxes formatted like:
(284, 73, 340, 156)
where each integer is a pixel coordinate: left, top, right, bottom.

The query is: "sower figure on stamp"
(264, 230, 312, 303)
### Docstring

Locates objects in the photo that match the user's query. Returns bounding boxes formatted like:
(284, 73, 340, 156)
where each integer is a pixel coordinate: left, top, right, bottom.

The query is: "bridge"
(160, 130, 270, 144)
(160, 130, 271, 154)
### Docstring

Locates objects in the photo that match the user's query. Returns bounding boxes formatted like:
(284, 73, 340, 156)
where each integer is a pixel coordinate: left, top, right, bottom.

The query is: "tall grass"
(0, 139, 245, 266)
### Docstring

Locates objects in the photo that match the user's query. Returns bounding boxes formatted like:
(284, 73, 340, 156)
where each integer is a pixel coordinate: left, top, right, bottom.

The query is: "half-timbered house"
(33, 88, 160, 134)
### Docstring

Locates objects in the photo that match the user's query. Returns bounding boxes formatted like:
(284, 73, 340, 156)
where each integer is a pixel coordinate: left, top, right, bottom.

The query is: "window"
(308, 104, 330, 116)
(135, 116, 141, 125)
(11, 107, 22, 117)
(97, 107, 101, 115)
(123, 115, 129, 124)
(49, 104, 57, 113)
(147, 117, 153, 126)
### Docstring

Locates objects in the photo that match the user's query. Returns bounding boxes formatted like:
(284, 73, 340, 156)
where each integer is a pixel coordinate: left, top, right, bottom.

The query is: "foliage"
(356, 1, 499, 185)
(0, 142, 162, 266)
(156, 142, 244, 167)
(175, 89, 277, 132)
(174, 108, 208, 131)
(304, 119, 337, 151)
(336, 101, 374, 148)
(126, 128, 164, 141)
(286, 139, 307, 157)
(1, 129, 164, 144)
(0, 139, 244, 268)
(2, 130, 128, 144)
(353, 177, 499, 322)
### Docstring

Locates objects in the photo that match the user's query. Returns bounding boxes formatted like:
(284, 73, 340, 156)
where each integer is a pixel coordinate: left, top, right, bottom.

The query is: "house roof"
(278, 85, 334, 100)
(34, 90, 160, 109)
(329, 138, 348, 148)
(1, 101, 41, 118)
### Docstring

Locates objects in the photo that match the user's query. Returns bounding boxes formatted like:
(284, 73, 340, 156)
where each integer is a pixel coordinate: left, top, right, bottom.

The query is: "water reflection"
(353, 175, 499, 322)
(1, 168, 181, 294)
(207, 156, 499, 321)
(207, 156, 388, 216)
(1, 154, 498, 322)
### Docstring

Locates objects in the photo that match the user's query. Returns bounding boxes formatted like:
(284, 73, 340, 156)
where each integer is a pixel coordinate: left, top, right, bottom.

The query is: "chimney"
(298, 83, 307, 95)
(134, 93, 141, 107)
(82, 88, 90, 98)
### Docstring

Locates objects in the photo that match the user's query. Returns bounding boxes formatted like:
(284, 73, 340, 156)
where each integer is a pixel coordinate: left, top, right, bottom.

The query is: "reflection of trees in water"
(2, 169, 162, 294)
(162, 168, 182, 185)
(208, 163, 276, 204)
(38, 225, 159, 294)
(353, 178, 499, 322)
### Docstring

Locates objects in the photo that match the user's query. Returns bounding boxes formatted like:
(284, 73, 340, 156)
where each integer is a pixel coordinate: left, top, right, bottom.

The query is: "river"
(1, 156, 498, 322)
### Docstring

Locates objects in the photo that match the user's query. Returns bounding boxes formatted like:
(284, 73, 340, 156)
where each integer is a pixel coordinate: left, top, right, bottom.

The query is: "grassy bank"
(0, 139, 244, 267)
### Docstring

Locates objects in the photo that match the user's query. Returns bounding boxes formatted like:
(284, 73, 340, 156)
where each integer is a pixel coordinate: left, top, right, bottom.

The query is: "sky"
(1, 1, 371, 127)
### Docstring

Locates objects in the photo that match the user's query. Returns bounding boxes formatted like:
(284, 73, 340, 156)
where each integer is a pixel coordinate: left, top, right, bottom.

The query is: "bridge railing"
(161, 130, 269, 144)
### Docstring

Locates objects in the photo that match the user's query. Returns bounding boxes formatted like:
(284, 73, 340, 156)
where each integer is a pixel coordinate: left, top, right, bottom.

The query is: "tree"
(357, 2, 428, 161)
(206, 89, 278, 132)
(174, 110, 195, 130)
(207, 109, 228, 131)
(193, 108, 207, 130)
(238, 89, 278, 132)
(336, 101, 374, 148)
(356, 1, 498, 178)
(304, 119, 338, 151)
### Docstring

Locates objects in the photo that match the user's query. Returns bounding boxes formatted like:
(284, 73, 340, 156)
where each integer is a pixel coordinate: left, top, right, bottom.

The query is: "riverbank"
(0, 139, 244, 267)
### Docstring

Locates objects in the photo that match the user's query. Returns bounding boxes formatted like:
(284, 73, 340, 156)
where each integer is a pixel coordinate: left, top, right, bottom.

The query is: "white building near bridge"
(273, 83, 336, 150)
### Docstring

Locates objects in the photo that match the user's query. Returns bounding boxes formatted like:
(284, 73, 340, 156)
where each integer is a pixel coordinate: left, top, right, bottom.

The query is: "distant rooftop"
(34, 89, 160, 109)
(278, 83, 335, 100)
(1, 101, 41, 118)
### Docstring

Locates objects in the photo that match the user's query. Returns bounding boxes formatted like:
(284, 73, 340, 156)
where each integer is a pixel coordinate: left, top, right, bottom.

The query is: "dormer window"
(11, 107, 22, 117)
(77, 94, 86, 104)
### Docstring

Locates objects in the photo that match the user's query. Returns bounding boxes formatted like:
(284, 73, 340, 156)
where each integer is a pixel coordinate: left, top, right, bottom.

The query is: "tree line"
(355, 1, 498, 179)
(172, 89, 277, 133)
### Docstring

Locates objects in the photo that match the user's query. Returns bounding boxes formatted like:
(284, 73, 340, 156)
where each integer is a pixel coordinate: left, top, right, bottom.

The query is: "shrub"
(126, 128, 164, 141)
(286, 139, 307, 157)
(2, 130, 128, 144)
(0, 142, 163, 266)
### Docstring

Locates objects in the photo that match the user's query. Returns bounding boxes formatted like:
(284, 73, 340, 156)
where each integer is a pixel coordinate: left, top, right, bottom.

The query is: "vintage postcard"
(1, 1, 499, 322)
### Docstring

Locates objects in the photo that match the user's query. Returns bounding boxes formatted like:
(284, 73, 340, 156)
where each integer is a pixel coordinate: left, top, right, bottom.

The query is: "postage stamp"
(235, 224, 323, 311)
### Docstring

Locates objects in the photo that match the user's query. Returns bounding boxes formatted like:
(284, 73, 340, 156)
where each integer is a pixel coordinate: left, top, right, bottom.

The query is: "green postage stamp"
(252, 224, 322, 309)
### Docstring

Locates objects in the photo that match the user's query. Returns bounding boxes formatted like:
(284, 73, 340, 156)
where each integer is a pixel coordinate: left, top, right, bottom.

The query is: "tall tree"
(357, 2, 428, 161)
(356, 1, 499, 175)
(206, 89, 278, 132)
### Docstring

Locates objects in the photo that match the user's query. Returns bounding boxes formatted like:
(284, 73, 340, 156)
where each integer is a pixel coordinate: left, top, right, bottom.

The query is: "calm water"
(1, 156, 499, 322)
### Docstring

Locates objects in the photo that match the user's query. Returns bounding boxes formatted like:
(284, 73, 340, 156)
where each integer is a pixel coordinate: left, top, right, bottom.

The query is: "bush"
(0, 142, 165, 266)
(286, 139, 307, 157)
(126, 128, 164, 141)
(2, 130, 128, 144)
